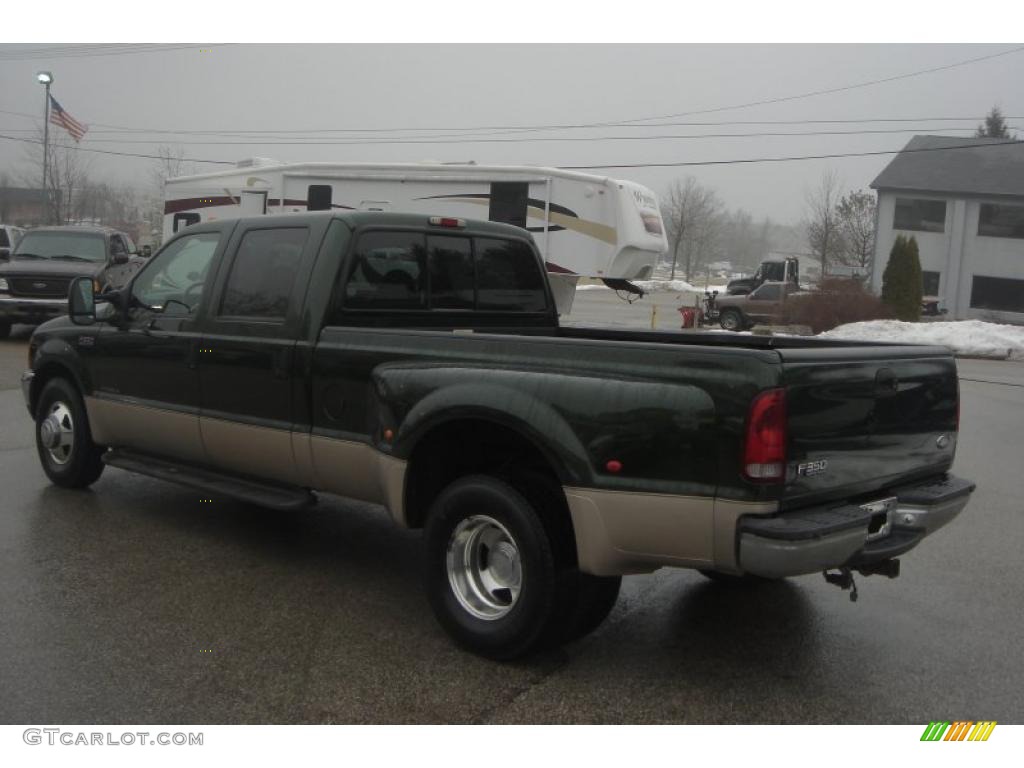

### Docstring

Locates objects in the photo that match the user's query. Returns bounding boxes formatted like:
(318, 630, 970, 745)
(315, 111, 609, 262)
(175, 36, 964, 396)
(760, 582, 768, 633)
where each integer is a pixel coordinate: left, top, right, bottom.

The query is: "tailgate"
(778, 345, 959, 509)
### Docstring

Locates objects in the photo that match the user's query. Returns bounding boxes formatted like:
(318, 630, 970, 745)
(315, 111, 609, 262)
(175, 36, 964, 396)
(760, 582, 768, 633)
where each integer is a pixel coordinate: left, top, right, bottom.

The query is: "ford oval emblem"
(33, 281, 48, 289)
(936, 434, 950, 449)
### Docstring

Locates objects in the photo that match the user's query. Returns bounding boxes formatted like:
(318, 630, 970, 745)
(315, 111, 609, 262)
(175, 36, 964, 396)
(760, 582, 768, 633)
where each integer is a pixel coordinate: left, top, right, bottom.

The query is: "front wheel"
(35, 377, 105, 488)
(719, 309, 744, 332)
(425, 474, 580, 659)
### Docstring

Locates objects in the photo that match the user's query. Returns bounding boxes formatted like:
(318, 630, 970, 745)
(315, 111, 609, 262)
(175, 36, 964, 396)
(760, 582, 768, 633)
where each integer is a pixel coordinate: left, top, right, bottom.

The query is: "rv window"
(308, 185, 333, 212)
(219, 227, 309, 320)
(345, 231, 427, 310)
(475, 238, 547, 312)
(488, 182, 529, 229)
(173, 213, 200, 233)
(428, 236, 474, 310)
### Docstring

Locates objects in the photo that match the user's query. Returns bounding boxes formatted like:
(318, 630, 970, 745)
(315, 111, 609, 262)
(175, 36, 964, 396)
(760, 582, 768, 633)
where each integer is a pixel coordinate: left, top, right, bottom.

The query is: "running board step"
(102, 449, 315, 512)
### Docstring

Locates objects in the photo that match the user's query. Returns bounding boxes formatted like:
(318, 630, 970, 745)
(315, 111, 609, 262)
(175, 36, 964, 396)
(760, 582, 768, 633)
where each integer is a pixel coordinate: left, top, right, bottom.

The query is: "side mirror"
(140, 245, 152, 258)
(111, 252, 129, 265)
(68, 277, 96, 325)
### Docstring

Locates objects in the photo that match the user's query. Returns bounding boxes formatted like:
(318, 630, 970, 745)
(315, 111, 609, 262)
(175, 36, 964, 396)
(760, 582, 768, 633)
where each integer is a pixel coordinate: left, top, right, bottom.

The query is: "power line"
(561, 138, 1024, 170)
(0, 133, 233, 165)
(0, 44, 227, 62)
(15, 126, 1001, 147)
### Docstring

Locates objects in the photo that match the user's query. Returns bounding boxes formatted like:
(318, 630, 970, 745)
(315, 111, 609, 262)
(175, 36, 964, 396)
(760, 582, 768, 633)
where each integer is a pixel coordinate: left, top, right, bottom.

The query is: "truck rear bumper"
(737, 474, 974, 578)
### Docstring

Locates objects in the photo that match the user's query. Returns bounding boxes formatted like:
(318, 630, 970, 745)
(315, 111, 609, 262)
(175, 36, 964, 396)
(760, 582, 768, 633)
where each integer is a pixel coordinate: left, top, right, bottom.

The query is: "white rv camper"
(162, 161, 668, 313)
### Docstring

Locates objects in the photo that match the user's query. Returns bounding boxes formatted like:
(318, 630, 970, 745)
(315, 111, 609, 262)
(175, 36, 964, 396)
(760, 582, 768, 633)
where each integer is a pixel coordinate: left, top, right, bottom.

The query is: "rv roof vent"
(235, 157, 280, 169)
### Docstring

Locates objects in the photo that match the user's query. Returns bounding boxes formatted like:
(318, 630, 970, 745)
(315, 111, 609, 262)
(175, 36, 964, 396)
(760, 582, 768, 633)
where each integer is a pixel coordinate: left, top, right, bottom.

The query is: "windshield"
(14, 232, 107, 262)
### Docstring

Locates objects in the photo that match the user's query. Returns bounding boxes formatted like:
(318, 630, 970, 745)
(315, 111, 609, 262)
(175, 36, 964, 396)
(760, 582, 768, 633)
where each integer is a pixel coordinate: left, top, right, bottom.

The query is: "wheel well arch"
(401, 416, 572, 534)
(29, 361, 83, 415)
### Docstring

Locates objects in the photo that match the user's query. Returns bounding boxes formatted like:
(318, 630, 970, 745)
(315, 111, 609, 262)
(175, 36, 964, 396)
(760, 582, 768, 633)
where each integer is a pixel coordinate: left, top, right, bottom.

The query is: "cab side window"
(219, 227, 308, 320)
(751, 283, 782, 301)
(131, 232, 221, 313)
(345, 231, 427, 310)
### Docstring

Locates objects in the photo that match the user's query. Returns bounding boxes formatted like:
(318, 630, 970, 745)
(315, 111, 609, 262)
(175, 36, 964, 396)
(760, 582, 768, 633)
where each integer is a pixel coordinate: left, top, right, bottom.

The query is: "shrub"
(881, 235, 923, 321)
(781, 278, 894, 334)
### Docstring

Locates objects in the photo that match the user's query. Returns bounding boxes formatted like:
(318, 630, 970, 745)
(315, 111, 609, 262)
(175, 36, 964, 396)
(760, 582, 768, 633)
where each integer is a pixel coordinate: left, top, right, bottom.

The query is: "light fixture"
(36, 71, 53, 85)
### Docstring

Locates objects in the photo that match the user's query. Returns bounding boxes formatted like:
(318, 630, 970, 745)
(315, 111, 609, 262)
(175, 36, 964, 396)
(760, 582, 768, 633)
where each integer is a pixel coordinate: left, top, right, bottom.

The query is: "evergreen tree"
(881, 235, 923, 322)
(976, 106, 1014, 139)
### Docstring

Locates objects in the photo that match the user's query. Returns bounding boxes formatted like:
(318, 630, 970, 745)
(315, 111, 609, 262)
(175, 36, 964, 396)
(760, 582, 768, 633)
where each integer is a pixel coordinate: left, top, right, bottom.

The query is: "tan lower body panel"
(308, 435, 407, 525)
(85, 396, 205, 464)
(564, 486, 777, 576)
(200, 416, 301, 487)
(85, 397, 408, 521)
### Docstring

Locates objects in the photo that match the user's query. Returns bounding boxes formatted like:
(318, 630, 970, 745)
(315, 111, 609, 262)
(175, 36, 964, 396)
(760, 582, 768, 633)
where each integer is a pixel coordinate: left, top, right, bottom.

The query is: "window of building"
(475, 237, 547, 312)
(428, 235, 474, 310)
(345, 231, 427, 310)
(922, 270, 941, 296)
(970, 275, 1024, 314)
(978, 203, 1024, 239)
(893, 198, 946, 233)
(219, 227, 308, 320)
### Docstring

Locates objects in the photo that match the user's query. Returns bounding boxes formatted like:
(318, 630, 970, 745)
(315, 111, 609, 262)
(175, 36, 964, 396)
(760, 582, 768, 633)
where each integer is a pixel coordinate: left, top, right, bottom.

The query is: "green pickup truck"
(22, 212, 974, 659)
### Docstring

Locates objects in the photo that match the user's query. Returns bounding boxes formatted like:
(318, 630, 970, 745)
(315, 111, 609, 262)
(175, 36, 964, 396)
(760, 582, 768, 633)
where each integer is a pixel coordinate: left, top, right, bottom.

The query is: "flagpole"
(37, 72, 53, 225)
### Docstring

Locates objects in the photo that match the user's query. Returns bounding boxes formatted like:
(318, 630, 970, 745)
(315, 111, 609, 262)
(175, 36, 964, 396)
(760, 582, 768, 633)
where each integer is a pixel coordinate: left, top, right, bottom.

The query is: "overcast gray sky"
(1, 43, 1021, 223)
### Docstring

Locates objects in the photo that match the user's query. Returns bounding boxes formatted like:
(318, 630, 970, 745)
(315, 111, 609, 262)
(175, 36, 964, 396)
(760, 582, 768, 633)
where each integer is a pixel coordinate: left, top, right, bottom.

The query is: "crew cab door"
(196, 222, 321, 486)
(744, 282, 785, 324)
(88, 227, 227, 462)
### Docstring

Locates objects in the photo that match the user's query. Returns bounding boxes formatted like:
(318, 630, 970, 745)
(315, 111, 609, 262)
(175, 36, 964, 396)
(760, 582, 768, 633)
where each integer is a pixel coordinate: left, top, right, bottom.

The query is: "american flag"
(48, 95, 88, 142)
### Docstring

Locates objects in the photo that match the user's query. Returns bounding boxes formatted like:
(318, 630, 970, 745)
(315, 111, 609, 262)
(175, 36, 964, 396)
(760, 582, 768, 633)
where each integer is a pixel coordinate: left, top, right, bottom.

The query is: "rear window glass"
(429, 235, 474, 310)
(220, 227, 308, 319)
(475, 238, 546, 312)
(345, 231, 427, 310)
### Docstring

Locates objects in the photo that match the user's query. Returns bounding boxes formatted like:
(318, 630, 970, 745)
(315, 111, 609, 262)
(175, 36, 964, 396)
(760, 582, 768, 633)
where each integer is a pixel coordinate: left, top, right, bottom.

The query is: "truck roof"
(186, 210, 538, 240)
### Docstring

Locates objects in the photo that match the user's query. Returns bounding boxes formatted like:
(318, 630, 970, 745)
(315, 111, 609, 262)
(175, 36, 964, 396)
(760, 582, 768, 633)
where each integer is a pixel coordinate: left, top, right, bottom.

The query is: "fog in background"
(1, 43, 1021, 224)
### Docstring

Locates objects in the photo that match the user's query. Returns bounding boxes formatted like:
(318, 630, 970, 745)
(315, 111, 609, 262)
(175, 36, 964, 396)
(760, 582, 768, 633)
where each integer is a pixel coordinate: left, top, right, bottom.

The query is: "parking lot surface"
(1, 322, 1022, 724)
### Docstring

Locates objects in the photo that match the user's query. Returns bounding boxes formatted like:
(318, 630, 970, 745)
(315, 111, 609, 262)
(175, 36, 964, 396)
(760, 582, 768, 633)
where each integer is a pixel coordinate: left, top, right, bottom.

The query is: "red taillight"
(428, 216, 465, 229)
(743, 388, 787, 483)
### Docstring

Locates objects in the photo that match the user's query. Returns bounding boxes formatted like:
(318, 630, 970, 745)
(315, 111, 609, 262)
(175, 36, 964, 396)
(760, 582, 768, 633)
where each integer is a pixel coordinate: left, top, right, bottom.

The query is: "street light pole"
(37, 72, 53, 224)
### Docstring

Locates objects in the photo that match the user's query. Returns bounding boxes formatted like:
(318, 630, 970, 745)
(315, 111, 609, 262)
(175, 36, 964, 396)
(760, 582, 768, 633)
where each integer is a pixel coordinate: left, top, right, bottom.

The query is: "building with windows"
(870, 135, 1024, 323)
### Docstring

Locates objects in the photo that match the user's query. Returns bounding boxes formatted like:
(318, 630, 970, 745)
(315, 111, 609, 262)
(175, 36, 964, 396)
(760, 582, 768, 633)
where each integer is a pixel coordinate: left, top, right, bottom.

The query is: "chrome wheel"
(720, 311, 741, 331)
(446, 514, 523, 620)
(40, 401, 75, 465)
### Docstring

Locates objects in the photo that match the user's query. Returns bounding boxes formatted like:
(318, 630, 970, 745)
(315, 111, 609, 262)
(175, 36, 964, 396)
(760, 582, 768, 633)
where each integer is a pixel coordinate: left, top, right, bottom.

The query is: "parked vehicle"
(0, 226, 143, 339)
(726, 256, 799, 295)
(23, 212, 974, 659)
(162, 160, 668, 314)
(1, 224, 26, 260)
(715, 281, 801, 331)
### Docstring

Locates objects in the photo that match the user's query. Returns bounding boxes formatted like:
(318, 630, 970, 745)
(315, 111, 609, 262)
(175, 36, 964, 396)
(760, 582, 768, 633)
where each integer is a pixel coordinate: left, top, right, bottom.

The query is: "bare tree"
(804, 170, 844, 277)
(835, 190, 877, 272)
(19, 126, 93, 224)
(661, 177, 723, 281)
(144, 145, 191, 246)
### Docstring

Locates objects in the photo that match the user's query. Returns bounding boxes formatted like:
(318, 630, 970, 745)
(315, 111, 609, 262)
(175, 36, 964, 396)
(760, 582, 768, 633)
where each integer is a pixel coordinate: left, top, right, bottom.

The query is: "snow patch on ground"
(821, 320, 1024, 360)
(576, 279, 727, 294)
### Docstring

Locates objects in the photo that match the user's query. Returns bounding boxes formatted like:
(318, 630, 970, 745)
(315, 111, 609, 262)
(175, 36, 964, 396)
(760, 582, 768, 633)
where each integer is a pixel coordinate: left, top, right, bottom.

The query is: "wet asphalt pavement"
(1, 321, 1022, 724)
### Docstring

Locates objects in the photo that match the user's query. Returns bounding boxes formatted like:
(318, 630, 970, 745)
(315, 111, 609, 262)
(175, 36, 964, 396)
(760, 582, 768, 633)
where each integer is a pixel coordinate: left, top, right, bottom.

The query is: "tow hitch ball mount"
(823, 559, 901, 602)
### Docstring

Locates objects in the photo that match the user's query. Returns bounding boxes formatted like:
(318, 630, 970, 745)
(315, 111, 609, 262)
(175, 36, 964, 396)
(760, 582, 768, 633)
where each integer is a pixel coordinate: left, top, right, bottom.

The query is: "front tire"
(720, 309, 744, 332)
(425, 474, 582, 659)
(35, 377, 105, 488)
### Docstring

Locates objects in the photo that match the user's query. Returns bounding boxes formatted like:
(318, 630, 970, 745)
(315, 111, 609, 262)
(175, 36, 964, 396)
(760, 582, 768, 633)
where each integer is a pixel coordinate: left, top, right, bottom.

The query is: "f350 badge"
(797, 459, 829, 477)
